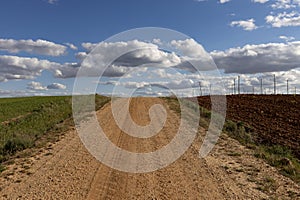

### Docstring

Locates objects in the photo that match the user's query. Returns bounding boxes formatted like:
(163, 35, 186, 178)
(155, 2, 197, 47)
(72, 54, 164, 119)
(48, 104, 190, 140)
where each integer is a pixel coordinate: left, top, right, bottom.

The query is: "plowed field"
(196, 95, 300, 158)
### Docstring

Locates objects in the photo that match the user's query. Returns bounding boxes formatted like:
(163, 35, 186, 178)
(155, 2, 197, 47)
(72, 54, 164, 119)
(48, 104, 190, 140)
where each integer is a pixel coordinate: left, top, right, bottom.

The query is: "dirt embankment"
(0, 97, 299, 199)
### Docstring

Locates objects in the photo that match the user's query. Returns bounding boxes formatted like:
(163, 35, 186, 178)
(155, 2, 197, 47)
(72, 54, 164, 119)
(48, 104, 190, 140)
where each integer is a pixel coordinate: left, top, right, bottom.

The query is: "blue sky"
(0, 0, 300, 97)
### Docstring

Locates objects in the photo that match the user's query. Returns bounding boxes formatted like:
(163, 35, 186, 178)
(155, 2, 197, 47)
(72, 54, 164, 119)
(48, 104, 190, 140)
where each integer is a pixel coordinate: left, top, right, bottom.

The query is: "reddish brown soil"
(195, 95, 300, 158)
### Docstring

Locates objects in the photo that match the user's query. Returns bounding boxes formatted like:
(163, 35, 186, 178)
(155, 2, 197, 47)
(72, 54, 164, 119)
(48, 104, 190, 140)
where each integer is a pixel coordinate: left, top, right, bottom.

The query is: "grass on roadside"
(254, 145, 300, 183)
(0, 95, 110, 172)
(214, 109, 300, 183)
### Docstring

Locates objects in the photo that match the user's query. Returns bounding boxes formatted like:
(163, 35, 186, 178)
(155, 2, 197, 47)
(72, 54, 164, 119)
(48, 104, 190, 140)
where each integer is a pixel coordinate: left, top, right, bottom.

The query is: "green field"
(0, 95, 110, 164)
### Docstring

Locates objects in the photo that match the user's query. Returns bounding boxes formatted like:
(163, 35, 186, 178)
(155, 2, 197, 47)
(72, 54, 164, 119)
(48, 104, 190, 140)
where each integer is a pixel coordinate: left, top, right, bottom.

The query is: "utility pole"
(199, 82, 202, 96)
(295, 87, 297, 95)
(233, 78, 236, 95)
(260, 78, 263, 95)
(252, 86, 255, 94)
(209, 84, 212, 95)
(273, 74, 276, 95)
(238, 76, 240, 95)
(287, 79, 289, 95)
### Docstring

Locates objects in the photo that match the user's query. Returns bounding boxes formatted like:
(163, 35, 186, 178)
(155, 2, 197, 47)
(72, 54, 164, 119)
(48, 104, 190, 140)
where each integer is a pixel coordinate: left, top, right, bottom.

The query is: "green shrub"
(224, 120, 237, 132)
(266, 145, 292, 157)
(3, 137, 33, 155)
(201, 108, 211, 119)
(0, 164, 5, 173)
(223, 120, 253, 145)
(237, 121, 244, 128)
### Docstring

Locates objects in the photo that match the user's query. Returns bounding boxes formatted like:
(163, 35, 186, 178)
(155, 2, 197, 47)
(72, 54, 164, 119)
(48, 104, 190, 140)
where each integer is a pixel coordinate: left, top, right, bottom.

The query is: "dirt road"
(0, 98, 299, 199)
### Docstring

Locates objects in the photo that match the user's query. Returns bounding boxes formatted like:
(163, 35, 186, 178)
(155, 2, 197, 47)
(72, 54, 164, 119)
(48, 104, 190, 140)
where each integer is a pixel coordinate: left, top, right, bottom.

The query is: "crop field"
(0, 95, 110, 163)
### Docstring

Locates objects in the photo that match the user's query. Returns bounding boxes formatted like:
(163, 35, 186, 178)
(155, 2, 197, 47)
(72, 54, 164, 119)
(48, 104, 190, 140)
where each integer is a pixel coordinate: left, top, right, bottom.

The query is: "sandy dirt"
(0, 97, 299, 199)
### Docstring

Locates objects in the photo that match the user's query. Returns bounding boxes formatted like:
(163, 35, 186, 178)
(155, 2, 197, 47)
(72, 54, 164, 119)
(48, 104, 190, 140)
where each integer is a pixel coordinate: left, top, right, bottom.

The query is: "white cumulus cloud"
(266, 11, 300, 27)
(279, 35, 295, 42)
(47, 83, 66, 89)
(77, 39, 216, 77)
(271, 0, 300, 9)
(230, 19, 258, 31)
(211, 41, 300, 74)
(64, 43, 78, 50)
(0, 39, 67, 56)
(252, 0, 269, 3)
(27, 81, 66, 91)
(219, 0, 231, 3)
(0, 55, 79, 82)
(27, 81, 47, 91)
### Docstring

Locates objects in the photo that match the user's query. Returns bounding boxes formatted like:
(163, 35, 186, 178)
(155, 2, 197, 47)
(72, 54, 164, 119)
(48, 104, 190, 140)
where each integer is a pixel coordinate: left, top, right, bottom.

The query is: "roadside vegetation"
(0, 95, 110, 172)
(165, 97, 300, 184)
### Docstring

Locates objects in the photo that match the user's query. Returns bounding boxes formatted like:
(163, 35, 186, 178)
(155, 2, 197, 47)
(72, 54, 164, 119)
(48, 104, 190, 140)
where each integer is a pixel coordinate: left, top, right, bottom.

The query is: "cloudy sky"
(0, 0, 300, 97)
